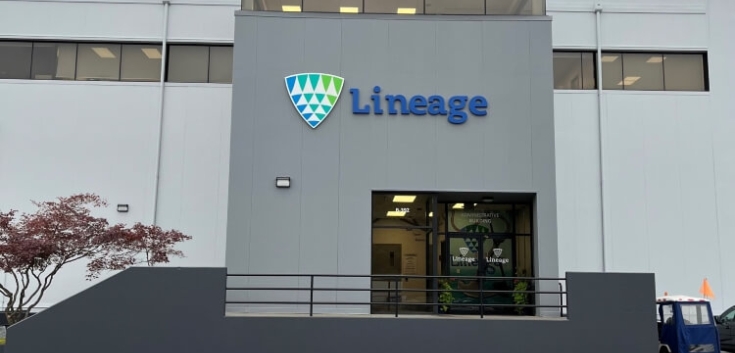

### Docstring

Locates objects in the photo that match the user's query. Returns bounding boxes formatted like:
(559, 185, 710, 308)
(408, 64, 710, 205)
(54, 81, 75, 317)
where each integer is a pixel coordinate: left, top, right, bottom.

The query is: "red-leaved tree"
(0, 193, 192, 325)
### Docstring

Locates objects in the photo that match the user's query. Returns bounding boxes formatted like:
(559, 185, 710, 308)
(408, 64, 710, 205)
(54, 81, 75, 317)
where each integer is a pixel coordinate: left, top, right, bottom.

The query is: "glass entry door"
(444, 233, 515, 314)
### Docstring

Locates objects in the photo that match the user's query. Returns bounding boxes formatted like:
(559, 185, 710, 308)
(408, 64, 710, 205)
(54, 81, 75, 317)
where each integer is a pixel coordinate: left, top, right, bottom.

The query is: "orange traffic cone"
(699, 278, 715, 299)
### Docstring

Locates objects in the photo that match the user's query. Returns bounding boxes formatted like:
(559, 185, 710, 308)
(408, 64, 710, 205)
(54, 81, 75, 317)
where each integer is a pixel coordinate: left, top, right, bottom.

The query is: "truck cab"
(656, 295, 721, 353)
(714, 305, 735, 351)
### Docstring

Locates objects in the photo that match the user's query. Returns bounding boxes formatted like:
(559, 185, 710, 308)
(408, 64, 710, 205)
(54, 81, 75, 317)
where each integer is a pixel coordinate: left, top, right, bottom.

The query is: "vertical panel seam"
(434, 19, 439, 189)
(336, 17, 343, 309)
(246, 18, 259, 288)
(528, 25, 534, 189)
(708, 93, 724, 303)
(297, 17, 305, 303)
(336, 17, 344, 305)
(641, 98, 650, 274)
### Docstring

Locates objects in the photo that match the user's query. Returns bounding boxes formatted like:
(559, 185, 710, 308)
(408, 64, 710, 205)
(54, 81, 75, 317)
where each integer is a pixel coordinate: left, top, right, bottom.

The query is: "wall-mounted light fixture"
(116, 204, 130, 213)
(275, 177, 291, 188)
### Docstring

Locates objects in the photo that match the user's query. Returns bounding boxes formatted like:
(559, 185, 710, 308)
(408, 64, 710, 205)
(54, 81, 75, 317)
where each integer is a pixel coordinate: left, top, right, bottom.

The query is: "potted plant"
(512, 275, 534, 315)
(438, 279, 455, 313)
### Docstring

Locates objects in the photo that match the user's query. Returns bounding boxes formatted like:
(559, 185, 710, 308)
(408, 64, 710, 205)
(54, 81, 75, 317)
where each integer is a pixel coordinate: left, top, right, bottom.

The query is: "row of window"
(0, 41, 233, 83)
(0, 42, 708, 91)
(247, 0, 545, 15)
(553, 51, 708, 91)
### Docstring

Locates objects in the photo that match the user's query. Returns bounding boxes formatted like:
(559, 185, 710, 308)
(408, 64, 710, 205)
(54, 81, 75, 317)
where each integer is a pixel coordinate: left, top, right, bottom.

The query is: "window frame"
(165, 43, 234, 84)
(0, 39, 233, 83)
(30, 41, 79, 80)
(165, 43, 211, 84)
(552, 49, 709, 92)
(30, 39, 166, 82)
(75, 42, 123, 82)
(0, 40, 34, 80)
(207, 44, 234, 84)
(551, 49, 598, 90)
(119, 43, 164, 82)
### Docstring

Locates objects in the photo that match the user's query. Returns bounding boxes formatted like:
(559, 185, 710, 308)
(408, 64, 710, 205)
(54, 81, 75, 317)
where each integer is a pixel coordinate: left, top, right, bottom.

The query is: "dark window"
(255, 0, 545, 14)
(167, 45, 210, 83)
(121, 44, 161, 82)
(664, 54, 706, 91)
(600, 52, 623, 90)
(167, 44, 234, 83)
(552, 51, 596, 90)
(0, 41, 32, 79)
(600, 51, 707, 91)
(581, 52, 596, 89)
(484, 0, 544, 15)
(209, 46, 233, 84)
(76, 43, 121, 81)
(364, 0, 424, 14)
(31, 42, 77, 80)
(425, 0, 483, 15)
(302, 0, 363, 12)
(621, 53, 664, 90)
(2, 40, 233, 83)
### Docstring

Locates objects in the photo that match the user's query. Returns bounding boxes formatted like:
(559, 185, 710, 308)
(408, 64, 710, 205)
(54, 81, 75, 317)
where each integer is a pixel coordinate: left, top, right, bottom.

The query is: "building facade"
(1, 0, 734, 314)
(226, 9, 558, 314)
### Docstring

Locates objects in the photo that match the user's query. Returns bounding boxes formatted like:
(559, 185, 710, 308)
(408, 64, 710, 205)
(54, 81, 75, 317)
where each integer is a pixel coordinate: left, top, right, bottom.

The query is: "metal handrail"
(226, 274, 567, 318)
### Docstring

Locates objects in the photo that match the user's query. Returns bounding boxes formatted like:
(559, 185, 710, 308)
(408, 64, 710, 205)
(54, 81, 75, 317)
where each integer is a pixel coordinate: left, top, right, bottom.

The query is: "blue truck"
(656, 295, 721, 353)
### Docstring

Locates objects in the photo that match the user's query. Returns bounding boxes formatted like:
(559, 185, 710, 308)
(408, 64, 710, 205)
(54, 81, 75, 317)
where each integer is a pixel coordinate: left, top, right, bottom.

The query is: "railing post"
(309, 275, 314, 317)
(559, 282, 563, 317)
(394, 276, 399, 318)
(479, 277, 484, 318)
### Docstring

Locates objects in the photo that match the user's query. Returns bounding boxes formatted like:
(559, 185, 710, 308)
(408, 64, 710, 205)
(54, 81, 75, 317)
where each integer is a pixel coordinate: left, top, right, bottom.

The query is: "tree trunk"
(4, 308, 28, 326)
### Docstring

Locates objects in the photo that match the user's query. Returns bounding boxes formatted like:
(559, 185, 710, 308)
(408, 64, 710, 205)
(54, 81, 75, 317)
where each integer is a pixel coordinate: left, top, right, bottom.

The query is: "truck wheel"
(659, 347, 670, 353)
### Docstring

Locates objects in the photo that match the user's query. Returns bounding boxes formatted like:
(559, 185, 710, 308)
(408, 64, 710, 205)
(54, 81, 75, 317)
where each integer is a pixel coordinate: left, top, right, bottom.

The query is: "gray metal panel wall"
(226, 12, 558, 311)
(5, 268, 658, 353)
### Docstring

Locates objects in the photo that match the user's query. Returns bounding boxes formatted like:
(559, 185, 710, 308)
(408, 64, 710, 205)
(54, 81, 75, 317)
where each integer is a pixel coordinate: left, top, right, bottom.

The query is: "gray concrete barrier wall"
(5, 268, 657, 353)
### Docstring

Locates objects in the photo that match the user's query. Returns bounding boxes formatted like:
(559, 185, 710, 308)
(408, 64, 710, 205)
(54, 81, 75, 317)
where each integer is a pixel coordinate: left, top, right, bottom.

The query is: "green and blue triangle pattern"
(285, 73, 344, 129)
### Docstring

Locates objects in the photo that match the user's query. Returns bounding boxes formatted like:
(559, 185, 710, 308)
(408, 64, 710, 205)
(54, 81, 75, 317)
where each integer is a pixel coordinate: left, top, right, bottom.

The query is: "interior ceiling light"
(340, 6, 359, 13)
(282, 5, 301, 11)
(387, 211, 407, 217)
(91, 47, 116, 59)
(141, 48, 162, 59)
(452, 203, 464, 210)
(601, 55, 618, 63)
(617, 76, 641, 86)
(392, 195, 416, 203)
(397, 7, 416, 14)
(646, 56, 665, 63)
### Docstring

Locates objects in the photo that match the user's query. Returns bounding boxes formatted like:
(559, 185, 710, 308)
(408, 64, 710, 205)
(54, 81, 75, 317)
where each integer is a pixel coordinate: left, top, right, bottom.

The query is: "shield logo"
(459, 247, 469, 256)
(493, 248, 503, 257)
(284, 73, 345, 129)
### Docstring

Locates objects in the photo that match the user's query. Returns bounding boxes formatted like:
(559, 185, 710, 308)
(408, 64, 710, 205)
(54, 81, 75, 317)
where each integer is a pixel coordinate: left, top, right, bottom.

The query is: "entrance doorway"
(370, 192, 534, 315)
(442, 233, 515, 314)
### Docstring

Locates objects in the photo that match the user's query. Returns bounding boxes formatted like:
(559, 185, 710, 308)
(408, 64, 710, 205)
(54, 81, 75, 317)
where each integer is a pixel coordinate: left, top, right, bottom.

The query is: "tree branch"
(26, 263, 63, 313)
(0, 282, 12, 298)
(21, 271, 44, 307)
(4, 271, 20, 319)
(9, 270, 20, 309)
(17, 266, 31, 310)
